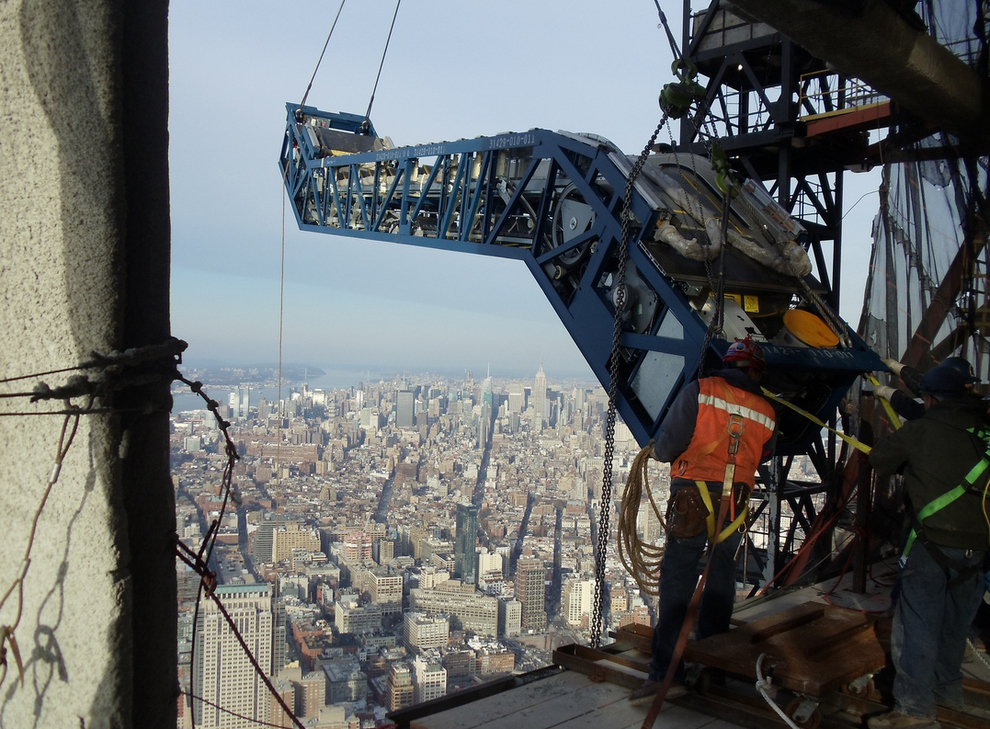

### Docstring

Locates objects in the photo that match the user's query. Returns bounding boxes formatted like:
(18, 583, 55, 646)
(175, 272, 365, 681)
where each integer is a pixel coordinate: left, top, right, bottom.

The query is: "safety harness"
(900, 427, 990, 585)
(694, 409, 749, 543)
(695, 476, 749, 544)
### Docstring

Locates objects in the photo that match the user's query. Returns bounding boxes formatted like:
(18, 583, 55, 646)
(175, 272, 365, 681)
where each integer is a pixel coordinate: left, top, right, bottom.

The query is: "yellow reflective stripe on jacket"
(697, 393, 776, 431)
(676, 378, 776, 487)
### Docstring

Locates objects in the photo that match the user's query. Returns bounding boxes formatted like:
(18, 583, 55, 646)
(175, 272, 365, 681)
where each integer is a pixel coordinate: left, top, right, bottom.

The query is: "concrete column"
(0, 1, 173, 727)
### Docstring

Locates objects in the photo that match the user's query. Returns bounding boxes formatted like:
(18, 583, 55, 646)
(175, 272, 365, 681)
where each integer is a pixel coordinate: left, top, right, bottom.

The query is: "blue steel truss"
(281, 103, 882, 454)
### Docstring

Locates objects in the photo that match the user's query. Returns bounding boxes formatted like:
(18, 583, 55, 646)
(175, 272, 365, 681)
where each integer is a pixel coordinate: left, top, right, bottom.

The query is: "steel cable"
(298, 0, 348, 110)
(363, 0, 402, 127)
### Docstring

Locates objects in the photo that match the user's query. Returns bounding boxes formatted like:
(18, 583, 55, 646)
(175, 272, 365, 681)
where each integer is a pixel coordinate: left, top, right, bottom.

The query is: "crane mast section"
(281, 104, 881, 452)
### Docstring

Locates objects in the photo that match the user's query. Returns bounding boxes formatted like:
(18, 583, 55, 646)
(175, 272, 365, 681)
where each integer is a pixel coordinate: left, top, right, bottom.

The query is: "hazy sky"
(167, 1, 878, 380)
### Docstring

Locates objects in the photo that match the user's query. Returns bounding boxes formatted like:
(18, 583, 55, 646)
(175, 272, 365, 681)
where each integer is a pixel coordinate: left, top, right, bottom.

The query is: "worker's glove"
(881, 357, 905, 377)
(873, 385, 897, 401)
(648, 440, 661, 461)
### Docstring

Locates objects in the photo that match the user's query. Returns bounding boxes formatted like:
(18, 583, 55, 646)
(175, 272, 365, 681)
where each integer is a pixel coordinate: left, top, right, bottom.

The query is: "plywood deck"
(403, 564, 990, 729)
(409, 669, 736, 729)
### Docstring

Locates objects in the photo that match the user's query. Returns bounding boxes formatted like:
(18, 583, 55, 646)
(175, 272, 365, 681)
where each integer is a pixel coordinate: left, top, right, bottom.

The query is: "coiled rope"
(617, 446, 667, 597)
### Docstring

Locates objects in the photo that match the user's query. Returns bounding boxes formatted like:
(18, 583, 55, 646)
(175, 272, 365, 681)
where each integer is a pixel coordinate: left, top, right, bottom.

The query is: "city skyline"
(175, 364, 651, 725)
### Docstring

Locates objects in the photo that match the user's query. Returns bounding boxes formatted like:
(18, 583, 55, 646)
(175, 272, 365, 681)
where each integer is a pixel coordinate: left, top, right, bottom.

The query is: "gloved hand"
(873, 385, 896, 401)
(881, 357, 905, 377)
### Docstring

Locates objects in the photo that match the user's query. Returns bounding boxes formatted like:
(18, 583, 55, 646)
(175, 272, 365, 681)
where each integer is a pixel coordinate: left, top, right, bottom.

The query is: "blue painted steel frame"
(281, 103, 882, 452)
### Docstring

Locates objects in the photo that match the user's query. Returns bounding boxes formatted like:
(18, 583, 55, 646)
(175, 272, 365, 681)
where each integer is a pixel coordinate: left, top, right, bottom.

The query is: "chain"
(592, 113, 668, 648)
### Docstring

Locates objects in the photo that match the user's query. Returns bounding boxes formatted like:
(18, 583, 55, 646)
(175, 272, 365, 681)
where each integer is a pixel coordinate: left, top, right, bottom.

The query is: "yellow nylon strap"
(760, 387, 872, 454)
(695, 480, 749, 543)
(866, 373, 903, 430)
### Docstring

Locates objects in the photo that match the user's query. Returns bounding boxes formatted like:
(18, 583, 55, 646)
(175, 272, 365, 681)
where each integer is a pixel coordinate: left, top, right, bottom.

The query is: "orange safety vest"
(674, 376, 776, 488)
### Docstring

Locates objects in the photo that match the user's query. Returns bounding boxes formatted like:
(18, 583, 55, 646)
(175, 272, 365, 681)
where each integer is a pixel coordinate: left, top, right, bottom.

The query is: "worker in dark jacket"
(868, 363, 990, 729)
(875, 356, 978, 421)
(630, 338, 776, 703)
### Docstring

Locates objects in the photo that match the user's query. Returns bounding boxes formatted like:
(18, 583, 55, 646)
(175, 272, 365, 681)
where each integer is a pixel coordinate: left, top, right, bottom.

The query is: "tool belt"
(666, 481, 749, 542)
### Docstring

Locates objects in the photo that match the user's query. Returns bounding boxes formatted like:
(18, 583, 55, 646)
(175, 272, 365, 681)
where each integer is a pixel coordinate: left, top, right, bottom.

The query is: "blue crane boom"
(280, 103, 882, 455)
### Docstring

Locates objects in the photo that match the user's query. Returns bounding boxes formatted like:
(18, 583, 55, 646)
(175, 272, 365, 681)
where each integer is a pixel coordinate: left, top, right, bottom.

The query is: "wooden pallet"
(679, 601, 886, 697)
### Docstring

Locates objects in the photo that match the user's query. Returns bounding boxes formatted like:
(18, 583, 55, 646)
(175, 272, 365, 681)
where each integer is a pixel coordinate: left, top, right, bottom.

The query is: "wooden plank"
(804, 621, 871, 660)
(556, 644, 650, 674)
(474, 681, 628, 729)
(411, 671, 589, 729)
(523, 692, 649, 729)
(747, 604, 824, 644)
(615, 623, 653, 653)
(555, 653, 640, 690)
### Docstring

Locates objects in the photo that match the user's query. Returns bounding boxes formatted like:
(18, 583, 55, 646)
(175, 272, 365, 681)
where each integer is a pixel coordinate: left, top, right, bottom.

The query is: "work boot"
(867, 710, 940, 729)
(628, 678, 686, 704)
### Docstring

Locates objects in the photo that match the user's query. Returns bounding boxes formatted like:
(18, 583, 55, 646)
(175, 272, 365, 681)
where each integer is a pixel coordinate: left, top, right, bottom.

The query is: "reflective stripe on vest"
(675, 377, 776, 488)
(697, 393, 775, 432)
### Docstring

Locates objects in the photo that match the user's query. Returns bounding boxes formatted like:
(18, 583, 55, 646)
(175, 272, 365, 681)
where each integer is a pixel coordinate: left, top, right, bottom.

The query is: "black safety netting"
(858, 1, 990, 381)
(854, 1, 990, 550)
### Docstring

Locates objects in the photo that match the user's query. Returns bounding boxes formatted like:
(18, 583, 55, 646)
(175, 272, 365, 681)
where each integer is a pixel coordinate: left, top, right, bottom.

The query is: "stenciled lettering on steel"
(363, 133, 538, 163)
(761, 344, 860, 363)
(486, 133, 536, 150)
(373, 143, 450, 162)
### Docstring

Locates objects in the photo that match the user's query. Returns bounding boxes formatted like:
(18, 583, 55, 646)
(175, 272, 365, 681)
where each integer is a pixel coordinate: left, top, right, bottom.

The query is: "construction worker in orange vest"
(631, 338, 777, 703)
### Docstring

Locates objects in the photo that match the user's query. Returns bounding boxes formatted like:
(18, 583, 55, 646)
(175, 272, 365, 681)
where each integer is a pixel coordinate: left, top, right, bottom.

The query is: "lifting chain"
(591, 112, 668, 649)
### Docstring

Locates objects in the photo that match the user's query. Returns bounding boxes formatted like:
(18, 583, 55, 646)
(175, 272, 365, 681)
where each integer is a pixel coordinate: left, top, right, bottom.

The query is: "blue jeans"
(891, 541, 985, 718)
(649, 527, 741, 680)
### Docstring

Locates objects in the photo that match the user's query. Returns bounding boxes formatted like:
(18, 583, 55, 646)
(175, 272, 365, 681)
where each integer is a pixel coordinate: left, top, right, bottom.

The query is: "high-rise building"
(272, 522, 321, 562)
(563, 578, 594, 627)
(515, 557, 547, 632)
(269, 677, 295, 729)
(507, 381, 525, 414)
(533, 364, 547, 431)
(252, 522, 274, 564)
(272, 596, 287, 675)
(497, 598, 522, 637)
(477, 550, 503, 581)
(396, 390, 415, 428)
(342, 530, 374, 562)
(404, 612, 449, 651)
(193, 584, 273, 729)
(413, 656, 447, 704)
(296, 671, 326, 719)
(324, 660, 366, 703)
(334, 594, 384, 634)
(408, 588, 498, 637)
(378, 539, 395, 564)
(367, 570, 403, 613)
(454, 503, 479, 584)
(388, 663, 415, 712)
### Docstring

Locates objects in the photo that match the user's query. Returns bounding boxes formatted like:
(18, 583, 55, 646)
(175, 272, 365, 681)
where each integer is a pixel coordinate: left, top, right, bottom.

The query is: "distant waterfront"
(171, 367, 387, 413)
(171, 364, 601, 414)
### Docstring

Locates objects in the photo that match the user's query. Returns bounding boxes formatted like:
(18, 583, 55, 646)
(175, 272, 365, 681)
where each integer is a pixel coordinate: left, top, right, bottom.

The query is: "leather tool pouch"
(666, 485, 709, 539)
